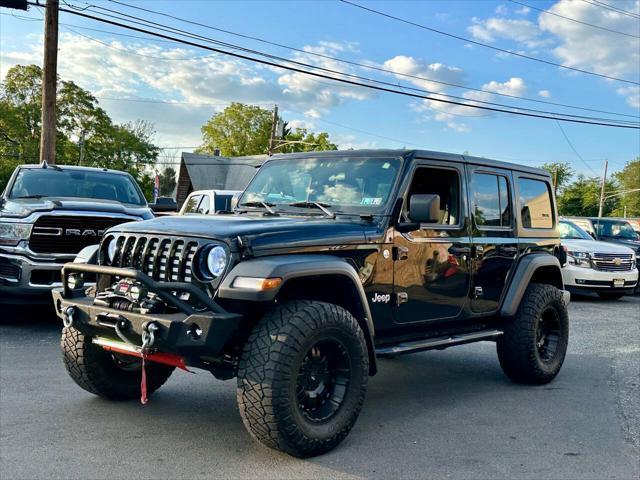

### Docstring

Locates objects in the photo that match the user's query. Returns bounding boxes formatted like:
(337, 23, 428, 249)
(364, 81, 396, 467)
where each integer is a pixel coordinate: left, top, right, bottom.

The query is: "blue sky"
(1, 0, 639, 176)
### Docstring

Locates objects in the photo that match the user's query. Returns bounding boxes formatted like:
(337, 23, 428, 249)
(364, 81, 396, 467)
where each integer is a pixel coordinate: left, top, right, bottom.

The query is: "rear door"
(467, 166, 518, 313)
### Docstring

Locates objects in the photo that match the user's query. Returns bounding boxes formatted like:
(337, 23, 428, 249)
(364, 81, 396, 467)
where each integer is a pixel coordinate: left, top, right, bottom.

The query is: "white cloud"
(382, 55, 465, 93)
(495, 4, 508, 15)
(468, 17, 545, 47)
(0, 34, 377, 146)
(538, 89, 552, 98)
(616, 86, 640, 108)
(481, 77, 527, 96)
(540, 0, 640, 78)
(287, 119, 316, 131)
(514, 6, 531, 15)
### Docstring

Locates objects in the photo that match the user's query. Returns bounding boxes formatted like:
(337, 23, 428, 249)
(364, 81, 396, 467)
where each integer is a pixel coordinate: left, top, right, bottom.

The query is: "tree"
(541, 162, 574, 196)
(197, 103, 338, 156)
(159, 167, 177, 196)
(0, 65, 159, 198)
(558, 175, 620, 217)
(198, 103, 273, 157)
(612, 158, 640, 217)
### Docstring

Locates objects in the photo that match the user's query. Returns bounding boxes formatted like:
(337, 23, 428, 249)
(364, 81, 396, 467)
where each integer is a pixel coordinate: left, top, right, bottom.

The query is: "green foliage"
(198, 103, 273, 157)
(159, 167, 177, 196)
(541, 162, 574, 195)
(558, 175, 619, 217)
(612, 158, 640, 217)
(197, 103, 338, 156)
(0, 65, 159, 198)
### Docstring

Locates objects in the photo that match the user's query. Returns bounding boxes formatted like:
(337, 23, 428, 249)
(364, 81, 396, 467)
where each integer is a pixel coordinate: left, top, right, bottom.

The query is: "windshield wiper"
(238, 201, 278, 216)
(289, 201, 336, 219)
(12, 195, 46, 199)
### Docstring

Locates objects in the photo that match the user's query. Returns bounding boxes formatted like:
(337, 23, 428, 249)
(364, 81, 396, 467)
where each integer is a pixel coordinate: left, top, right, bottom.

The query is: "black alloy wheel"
(296, 339, 351, 423)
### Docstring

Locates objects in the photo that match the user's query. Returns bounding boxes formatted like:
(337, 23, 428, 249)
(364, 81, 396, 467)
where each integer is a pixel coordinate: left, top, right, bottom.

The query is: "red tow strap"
(140, 351, 149, 405)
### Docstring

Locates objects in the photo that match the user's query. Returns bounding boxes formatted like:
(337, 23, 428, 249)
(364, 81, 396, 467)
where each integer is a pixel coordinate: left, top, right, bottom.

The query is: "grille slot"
(29, 215, 133, 254)
(592, 252, 634, 272)
(105, 234, 201, 283)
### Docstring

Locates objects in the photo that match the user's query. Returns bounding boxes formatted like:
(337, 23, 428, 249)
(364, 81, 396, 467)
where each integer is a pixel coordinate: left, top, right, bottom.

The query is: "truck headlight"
(194, 245, 228, 281)
(106, 238, 117, 263)
(206, 246, 227, 277)
(567, 251, 591, 268)
(0, 222, 32, 246)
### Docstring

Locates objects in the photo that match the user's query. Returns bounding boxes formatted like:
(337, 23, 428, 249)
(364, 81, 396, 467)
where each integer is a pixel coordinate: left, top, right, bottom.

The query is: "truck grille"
(29, 215, 134, 254)
(106, 234, 200, 283)
(592, 252, 635, 272)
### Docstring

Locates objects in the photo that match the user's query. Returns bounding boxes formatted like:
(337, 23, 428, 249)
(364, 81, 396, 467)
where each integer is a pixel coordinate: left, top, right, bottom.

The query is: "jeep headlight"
(567, 251, 591, 268)
(195, 245, 227, 281)
(0, 222, 32, 246)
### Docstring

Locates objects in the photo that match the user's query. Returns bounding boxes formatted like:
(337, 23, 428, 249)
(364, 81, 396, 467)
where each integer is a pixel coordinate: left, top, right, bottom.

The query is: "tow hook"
(63, 306, 75, 328)
(141, 321, 159, 352)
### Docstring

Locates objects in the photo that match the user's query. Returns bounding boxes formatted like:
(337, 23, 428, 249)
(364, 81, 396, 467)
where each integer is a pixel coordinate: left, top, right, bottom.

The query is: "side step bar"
(376, 329, 503, 357)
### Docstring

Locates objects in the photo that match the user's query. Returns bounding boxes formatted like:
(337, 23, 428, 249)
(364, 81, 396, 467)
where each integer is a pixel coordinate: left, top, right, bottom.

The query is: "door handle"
(448, 246, 471, 255)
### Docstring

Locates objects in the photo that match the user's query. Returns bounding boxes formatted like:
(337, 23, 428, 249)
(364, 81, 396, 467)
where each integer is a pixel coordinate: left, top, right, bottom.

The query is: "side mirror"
(408, 194, 441, 224)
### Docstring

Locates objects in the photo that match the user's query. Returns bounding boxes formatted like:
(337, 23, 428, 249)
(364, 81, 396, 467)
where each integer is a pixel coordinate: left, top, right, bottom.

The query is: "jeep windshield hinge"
(236, 235, 254, 259)
(392, 246, 409, 261)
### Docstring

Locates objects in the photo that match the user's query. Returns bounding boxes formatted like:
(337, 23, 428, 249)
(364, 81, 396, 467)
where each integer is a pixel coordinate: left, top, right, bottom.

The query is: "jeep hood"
(108, 214, 375, 251)
(0, 197, 152, 219)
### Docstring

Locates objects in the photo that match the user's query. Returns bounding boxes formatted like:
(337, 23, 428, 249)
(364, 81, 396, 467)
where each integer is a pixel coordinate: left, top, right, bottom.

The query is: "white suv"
(560, 219, 638, 300)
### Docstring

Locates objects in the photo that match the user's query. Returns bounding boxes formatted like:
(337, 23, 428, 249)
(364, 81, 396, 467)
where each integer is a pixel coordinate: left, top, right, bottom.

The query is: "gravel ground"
(1, 295, 639, 479)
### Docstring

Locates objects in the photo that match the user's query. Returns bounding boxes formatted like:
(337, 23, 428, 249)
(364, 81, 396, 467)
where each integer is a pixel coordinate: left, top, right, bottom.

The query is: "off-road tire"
(597, 292, 624, 301)
(61, 326, 174, 401)
(497, 283, 569, 385)
(236, 300, 369, 458)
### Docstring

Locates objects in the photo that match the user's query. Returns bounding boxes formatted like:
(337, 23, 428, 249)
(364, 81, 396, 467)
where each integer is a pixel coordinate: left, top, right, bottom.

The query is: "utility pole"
(40, 0, 59, 164)
(78, 130, 86, 166)
(597, 159, 608, 218)
(268, 104, 278, 156)
(552, 167, 558, 196)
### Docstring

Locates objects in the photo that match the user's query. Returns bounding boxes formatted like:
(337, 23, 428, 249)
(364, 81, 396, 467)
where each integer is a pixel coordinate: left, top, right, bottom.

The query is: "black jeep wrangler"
(53, 150, 570, 457)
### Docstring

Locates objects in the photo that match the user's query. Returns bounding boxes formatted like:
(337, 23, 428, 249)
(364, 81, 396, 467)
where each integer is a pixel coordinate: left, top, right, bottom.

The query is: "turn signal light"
(232, 277, 282, 291)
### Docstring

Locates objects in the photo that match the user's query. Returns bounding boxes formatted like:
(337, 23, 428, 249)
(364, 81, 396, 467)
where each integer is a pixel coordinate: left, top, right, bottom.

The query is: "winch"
(93, 278, 166, 314)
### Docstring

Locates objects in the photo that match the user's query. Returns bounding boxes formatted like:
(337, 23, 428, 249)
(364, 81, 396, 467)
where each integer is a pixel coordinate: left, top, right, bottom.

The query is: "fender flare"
(219, 254, 377, 374)
(500, 253, 564, 317)
(74, 244, 99, 264)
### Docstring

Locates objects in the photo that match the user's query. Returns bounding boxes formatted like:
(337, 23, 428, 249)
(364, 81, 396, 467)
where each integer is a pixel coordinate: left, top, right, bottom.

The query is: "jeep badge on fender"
(52, 149, 570, 458)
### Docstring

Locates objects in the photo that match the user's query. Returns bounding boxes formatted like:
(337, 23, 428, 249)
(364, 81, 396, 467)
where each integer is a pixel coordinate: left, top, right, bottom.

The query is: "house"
(176, 152, 263, 206)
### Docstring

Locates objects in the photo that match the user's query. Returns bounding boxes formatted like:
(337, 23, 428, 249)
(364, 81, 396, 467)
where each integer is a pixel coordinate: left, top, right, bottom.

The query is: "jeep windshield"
(238, 156, 402, 215)
(9, 168, 147, 206)
(592, 219, 638, 240)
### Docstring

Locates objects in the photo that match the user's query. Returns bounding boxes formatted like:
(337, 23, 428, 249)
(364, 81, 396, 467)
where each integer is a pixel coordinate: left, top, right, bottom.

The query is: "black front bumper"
(52, 263, 243, 359)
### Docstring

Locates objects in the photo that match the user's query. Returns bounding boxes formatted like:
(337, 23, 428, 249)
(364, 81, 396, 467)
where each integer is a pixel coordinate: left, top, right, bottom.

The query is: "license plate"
(613, 279, 625, 287)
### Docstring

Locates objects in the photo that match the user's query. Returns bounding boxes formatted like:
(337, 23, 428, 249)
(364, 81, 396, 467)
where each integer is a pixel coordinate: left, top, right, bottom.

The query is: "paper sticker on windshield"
(361, 197, 382, 205)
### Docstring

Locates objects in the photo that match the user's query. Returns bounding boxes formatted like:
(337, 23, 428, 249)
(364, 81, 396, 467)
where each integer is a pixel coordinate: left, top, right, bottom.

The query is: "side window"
(471, 173, 511, 228)
(183, 194, 202, 214)
(518, 178, 553, 228)
(406, 167, 460, 226)
(197, 195, 210, 214)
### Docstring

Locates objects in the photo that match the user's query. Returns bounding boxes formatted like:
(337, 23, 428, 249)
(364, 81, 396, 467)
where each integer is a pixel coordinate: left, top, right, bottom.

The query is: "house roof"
(180, 152, 262, 191)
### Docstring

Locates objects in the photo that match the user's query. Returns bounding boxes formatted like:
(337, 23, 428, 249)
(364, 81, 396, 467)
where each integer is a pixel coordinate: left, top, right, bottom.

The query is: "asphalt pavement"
(1, 295, 639, 480)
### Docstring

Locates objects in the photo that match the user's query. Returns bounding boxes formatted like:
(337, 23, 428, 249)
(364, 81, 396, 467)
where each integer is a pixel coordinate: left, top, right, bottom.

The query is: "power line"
(47, 3, 640, 128)
(26, 2, 640, 122)
(508, 0, 640, 39)
(25, 2, 640, 128)
(339, 0, 639, 86)
(581, 0, 640, 19)
(96, 0, 640, 119)
(554, 120, 599, 176)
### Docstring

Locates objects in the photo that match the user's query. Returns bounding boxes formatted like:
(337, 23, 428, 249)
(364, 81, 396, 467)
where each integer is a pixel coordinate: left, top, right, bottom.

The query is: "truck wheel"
(237, 300, 369, 458)
(497, 283, 569, 385)
(597, 292, 624, 300)
(61, 326, 174, 401)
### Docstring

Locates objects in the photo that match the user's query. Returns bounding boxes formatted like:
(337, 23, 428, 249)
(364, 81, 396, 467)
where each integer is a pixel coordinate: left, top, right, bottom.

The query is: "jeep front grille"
(591, 252, 634, 272)
(106, 234, 200, 283)
(29, 215, 133, 254)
